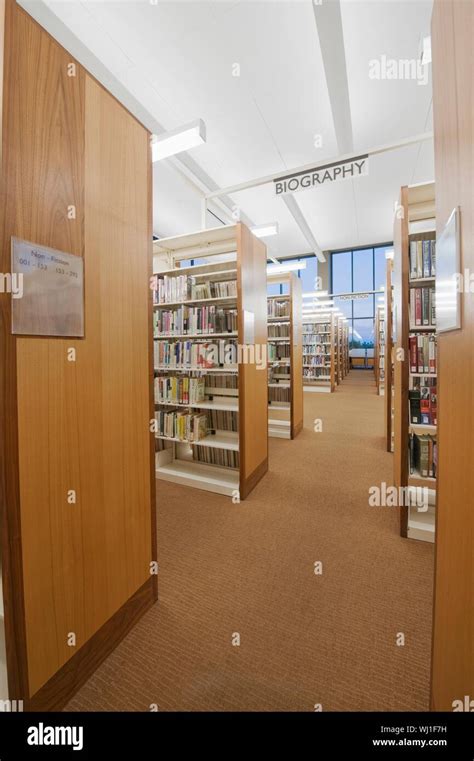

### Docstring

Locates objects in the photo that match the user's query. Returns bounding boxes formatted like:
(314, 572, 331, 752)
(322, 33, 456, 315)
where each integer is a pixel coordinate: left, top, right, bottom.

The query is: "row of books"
(303, 334, 329, 345)
(153, 274, 237, 304)
(153, 306, 237, 336)
(303, 356, 328, 367)
(303, 346, 327, 355)
(205, 373, 238, 390)
(267, 300, 290, 318)
(409, 376, 437, 425)
(155, 410, 208, 442)
(409, 286, 436, 327)
(409, 433, 437, 479)
(155, 376, 205, 405)
(409, 238, 436, 280)
(303, 322, 330, 332)
(303, 367, 330, 380)
(154, 339, 238, 369)
(409, 334, 437, 374)
(193, 447, 239, 470)
(268, 386, 290, 403)
(268, 323, 290, 338)
(268, 343, 290, 361)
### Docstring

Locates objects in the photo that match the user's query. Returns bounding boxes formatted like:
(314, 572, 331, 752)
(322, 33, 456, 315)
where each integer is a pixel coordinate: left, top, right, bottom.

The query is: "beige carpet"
(66, 370, 434, 711)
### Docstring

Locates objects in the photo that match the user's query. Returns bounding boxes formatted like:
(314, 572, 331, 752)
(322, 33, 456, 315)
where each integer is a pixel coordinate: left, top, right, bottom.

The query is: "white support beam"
(204, 132, 433, 200)
(282, 195, 326, 263)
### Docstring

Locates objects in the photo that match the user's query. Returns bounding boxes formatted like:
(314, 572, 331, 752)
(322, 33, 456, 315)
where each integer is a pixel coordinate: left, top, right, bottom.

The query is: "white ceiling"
(23, 0, 435, 256)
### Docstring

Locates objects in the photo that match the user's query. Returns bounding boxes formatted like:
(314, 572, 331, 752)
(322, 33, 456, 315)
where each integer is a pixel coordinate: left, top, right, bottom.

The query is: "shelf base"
(156, 459, 239, 497)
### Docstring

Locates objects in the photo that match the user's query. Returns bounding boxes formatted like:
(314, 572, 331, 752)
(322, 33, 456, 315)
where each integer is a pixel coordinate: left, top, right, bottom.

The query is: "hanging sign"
(274, 155, 368, 196)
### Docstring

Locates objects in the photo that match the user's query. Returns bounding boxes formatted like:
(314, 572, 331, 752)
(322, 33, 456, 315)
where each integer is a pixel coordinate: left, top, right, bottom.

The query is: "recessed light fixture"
(267, 260, 306, 275)
(152, 119, 206, 162)
(253, 222, 279, 238)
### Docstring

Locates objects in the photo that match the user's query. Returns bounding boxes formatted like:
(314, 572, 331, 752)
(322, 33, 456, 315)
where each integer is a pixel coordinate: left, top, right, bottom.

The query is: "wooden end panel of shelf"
(290, 275, 303, 438)
(330, 316, 336, 392)
(385, 258, 394, 452)
(430, 0, 474, 712)
(26, 579, 156, 711)
(392, 186, 409, 537)
(237, 223, 268, 498)
(1, 0, 154, 701)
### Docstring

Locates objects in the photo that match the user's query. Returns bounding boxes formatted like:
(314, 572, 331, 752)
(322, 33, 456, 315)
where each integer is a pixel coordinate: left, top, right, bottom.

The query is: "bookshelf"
(385, 257, 395, 452)
(393, 182, 437, 542)
(267, 273, 303, 438)
(375, 304, 385, 395)
(152, 223, 268, 500)
(302, 313, 335, 393)
(343, 323, 350, 377)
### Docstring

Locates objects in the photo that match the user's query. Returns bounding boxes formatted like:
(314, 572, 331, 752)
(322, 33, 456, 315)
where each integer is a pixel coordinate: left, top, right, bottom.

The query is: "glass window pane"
(299, 256, 318, 294)
(353, 318, 375, 348)
(332, 251, 352, 294)
(352, 248, 373, 293)
(267, 282, 281, 296)
(333, 296, 352, 319)
(353, 293, 374, 318)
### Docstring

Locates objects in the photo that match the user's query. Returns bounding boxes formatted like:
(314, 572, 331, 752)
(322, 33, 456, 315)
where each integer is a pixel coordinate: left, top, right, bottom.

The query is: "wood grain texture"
(385, 258, 393, 452)
(237, 223, 268, 499)
(290, 275, 303, 438)
(1, 1, 154, 699)
(431, 0, 474, 711)
(27, 579, 155, 711)
(392, 187, 409, 536)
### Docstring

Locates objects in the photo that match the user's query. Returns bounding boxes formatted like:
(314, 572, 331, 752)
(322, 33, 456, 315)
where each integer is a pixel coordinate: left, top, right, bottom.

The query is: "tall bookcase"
(343, 323, 350, 376)
(152, 223, 268, 500)
(393, 182, 437, 542)
(375, 304, 385, 395)
(302, 313, 335, 393)
(267, 273, 303, 438)
(385, 256, 395, 452)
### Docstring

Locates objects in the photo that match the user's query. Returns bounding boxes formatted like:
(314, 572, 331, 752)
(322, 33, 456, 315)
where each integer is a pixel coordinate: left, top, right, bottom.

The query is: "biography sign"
(11, 238, 84, 337)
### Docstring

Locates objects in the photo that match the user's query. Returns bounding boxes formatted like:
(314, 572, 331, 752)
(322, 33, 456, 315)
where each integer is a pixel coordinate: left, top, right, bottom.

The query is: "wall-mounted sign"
(436, 207, 461, 333)
(11, 238, 84, 337)
(274, 155, 368, 196)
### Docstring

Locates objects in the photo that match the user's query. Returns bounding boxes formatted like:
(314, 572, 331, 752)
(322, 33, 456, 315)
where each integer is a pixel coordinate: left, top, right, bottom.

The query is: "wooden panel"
(290, 275, 303, 437)
(83, 75, 152, 623)
(237, 223, 268, 498)
(385, 258, 393, 451)
(431, 0, 474, 711)
(1, 1, 153, 699)
(392, 187, 409, 535)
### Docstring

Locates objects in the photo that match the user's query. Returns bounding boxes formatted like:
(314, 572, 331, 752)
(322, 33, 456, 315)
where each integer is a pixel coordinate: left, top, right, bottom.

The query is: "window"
(266, 254, 318, 295)
(330, 243, 392, 350)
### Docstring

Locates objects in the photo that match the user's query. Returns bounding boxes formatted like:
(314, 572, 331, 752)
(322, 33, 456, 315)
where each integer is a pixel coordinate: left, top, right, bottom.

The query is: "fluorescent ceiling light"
(252, 222, 279, 238)
(302, 290, 328, 298)
(152, 119, 206, 162)
(267, 261, 306, 275)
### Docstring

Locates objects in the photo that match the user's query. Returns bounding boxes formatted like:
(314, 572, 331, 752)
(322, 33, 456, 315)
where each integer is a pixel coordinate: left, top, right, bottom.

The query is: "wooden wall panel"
(1, 1, 154, 700)
(237, 223, 268, 498)
(431, 0, 474, 710)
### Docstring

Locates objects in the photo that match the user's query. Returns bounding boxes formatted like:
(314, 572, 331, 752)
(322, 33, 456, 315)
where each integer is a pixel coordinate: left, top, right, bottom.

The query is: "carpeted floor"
(66, 370, 434, 712)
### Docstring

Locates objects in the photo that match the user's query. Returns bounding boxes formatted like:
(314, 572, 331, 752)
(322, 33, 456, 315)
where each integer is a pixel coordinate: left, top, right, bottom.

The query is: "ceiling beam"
(312, 0, 354, 155)
(282, 196, 326, 263)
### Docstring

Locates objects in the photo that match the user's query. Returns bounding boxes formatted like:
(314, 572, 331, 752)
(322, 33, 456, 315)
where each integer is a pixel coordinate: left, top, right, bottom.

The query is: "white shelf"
(155, 397, 238, 411)
(156, 459, 239, 497)
(409, 325, 436, 331)
(409, 276, 436, 284)
(268, 337, 290, 343)
(155, 266, 237, 278)
(410, 423, 437, 434)
(156, 430, 239, 451)
(268, 382, 290, 388)
(154, 366, 238, 373)
(154, 331, 237, 340)
(268, 402, 290, 410)
(408, 508, 435, 543)
(154, 295, 237, 308)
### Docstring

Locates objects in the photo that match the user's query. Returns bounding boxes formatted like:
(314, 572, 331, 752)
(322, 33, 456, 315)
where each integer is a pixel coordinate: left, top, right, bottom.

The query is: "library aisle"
(66, 371, 434, 712)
